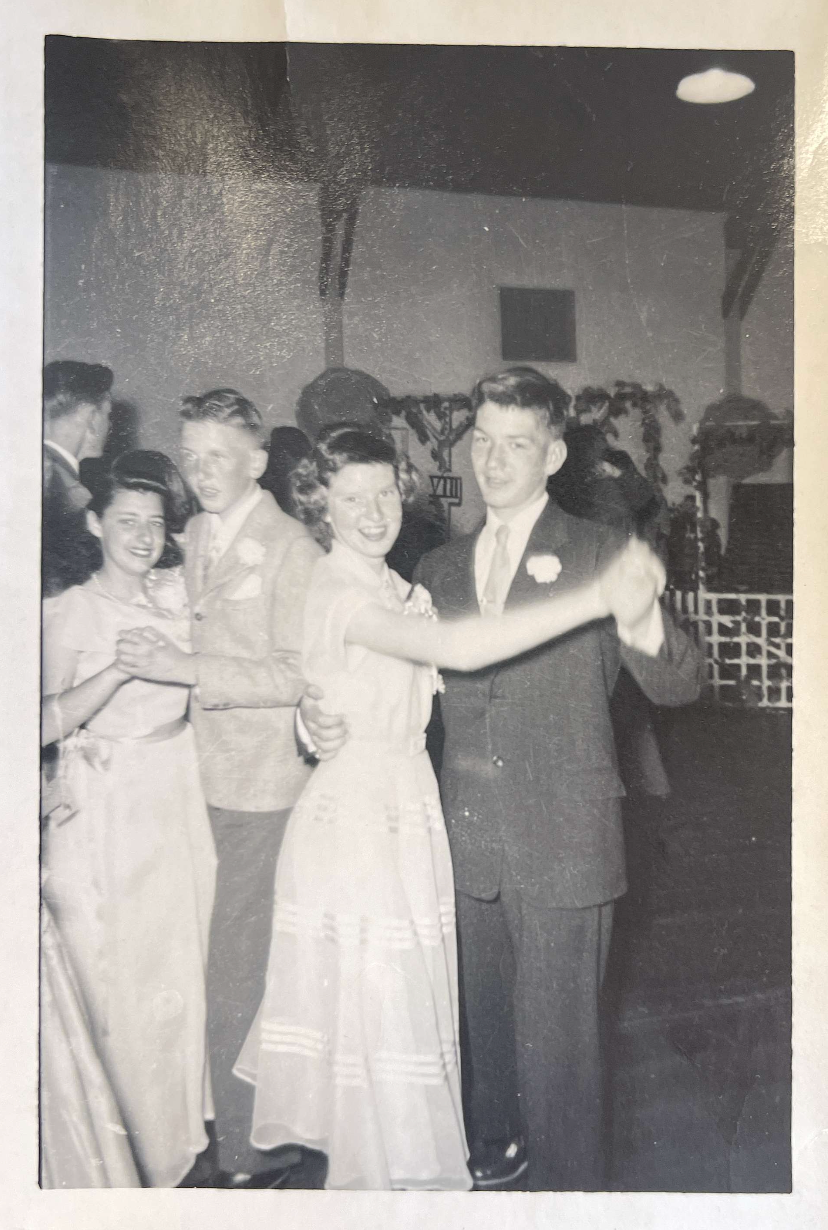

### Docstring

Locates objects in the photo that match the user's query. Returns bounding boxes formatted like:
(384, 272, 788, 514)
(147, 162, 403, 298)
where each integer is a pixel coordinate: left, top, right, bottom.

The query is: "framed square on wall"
(499, 286, 576, 362)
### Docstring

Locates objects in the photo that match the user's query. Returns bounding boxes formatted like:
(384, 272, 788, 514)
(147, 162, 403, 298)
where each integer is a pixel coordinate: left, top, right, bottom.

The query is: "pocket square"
(227, 573, 263, 601)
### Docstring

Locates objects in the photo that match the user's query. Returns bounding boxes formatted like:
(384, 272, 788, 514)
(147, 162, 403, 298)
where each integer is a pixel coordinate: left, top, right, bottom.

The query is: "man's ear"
(545, 437, 568, 478)
(249, 447, 268, 481)
(86, 509, 102, 539)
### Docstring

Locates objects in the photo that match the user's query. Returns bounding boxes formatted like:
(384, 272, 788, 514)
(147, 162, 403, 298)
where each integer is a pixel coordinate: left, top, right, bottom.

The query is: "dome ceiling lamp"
(676, 67, 756, 105)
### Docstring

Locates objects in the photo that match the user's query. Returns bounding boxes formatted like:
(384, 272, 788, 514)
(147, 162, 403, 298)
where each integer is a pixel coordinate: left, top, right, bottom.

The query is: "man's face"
(470, 401, 566, 520)
(78, 396, 112, 460)
(180, 420, 266, 517)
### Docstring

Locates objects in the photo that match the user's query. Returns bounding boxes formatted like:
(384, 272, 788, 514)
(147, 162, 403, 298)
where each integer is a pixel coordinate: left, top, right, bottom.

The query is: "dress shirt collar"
(206, 483, 263, 559)
(475, 491, 549, 602)
(44, 439, 80, 476)
(481, 491, 549, 560)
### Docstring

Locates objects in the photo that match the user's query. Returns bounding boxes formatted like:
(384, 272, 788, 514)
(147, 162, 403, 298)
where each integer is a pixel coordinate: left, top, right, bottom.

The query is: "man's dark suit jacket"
(42, 443, 94, 597)
(415, 500, 703, 910)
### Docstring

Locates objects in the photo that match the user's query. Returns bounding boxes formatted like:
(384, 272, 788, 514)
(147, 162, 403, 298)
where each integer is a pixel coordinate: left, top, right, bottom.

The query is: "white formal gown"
(235, 542, 471, 1190)
(41, 577, 216, 1187)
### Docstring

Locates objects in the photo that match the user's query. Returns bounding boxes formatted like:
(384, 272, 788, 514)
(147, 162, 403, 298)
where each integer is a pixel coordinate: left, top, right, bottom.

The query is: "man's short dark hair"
(470, 366, 571, 437)
(179, 388, 265, 446)
(43, 360, 114, 421)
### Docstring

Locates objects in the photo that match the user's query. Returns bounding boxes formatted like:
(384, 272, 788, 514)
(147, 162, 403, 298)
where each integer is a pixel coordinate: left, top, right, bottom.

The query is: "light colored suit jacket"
(184, 489, 323, 812)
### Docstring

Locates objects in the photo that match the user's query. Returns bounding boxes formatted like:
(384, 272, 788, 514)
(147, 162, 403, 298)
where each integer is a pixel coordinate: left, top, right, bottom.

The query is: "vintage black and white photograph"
(38, 37, 794, 1196)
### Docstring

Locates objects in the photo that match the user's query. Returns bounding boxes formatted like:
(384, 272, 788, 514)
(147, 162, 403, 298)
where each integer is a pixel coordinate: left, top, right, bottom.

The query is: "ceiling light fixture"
(676, 67, 756, 105)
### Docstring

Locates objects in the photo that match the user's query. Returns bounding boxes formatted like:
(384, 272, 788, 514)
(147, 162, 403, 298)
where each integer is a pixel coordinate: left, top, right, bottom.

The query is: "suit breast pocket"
(224, 573, 263, 601)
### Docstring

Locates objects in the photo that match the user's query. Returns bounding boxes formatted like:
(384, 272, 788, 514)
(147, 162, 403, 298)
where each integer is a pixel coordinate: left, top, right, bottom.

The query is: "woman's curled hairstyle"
(291, 423, 419, 549)
(86, 449, 193, 570)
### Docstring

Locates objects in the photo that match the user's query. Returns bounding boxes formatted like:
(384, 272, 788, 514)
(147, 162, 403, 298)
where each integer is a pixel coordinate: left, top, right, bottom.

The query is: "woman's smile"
(325, 462, 403, 565)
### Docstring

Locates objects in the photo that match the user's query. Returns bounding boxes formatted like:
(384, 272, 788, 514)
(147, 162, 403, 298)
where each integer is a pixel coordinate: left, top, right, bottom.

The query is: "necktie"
(201, 521, 223, 588)
(481, 523, 512, 616)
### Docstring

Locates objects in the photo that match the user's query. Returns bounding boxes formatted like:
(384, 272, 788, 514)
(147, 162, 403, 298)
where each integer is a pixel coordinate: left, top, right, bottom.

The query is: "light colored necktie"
(201, 521, 223, 588)
(481, 523, 512, 616)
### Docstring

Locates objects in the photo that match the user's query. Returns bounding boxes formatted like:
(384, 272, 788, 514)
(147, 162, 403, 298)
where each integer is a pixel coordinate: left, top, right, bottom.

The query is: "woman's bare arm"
(345, 539, 664, 672)
(41, 637, 131, 746)
(346, 578, 608, 671)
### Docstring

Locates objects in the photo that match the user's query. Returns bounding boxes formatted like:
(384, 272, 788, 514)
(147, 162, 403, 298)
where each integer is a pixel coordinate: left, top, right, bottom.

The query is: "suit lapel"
(504, 500, 570, 610)
(44, 443, 91, 507)
(198, 491, 274, 599)
(437, 521, 483, 615)
(184, 514, 210, 603)
(44, 443, 79, 482)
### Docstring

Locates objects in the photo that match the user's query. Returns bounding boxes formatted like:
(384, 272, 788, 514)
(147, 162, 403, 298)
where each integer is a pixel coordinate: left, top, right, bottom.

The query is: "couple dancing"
(45, 366, 701, 1190)
(248, 367, 700, 1191)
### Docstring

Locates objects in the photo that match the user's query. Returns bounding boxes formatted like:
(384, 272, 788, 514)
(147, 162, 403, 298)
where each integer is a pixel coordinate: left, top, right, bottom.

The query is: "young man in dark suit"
(414, 367, 702, 1190)
(304, 366, 702, 1191)
(42, 360, 113, 596)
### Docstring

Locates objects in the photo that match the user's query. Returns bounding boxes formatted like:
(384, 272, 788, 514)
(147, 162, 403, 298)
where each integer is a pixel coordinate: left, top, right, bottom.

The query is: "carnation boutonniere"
(526, 554, 562, 584)
(403, 583, 438, 620)
(144, 566, 190, 619)
(236, 537, 266, 568)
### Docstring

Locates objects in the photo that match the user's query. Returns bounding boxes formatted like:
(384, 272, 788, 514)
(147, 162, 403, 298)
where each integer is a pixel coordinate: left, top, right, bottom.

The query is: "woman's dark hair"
(85, 449, 194, 570)
(291, 422, 419, 550)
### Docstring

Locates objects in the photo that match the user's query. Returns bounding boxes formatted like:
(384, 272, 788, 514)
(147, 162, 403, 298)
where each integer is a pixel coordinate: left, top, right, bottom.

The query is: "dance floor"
(607, 705, 791, 1192)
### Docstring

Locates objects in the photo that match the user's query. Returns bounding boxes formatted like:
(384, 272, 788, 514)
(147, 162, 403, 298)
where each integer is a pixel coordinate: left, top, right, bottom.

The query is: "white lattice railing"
(666, 589, 793, 709)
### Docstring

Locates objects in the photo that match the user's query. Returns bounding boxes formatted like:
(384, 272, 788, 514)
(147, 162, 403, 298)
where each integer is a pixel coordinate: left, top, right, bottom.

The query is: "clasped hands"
(115, 627, 196, 685)
(598, 537, 666, 636)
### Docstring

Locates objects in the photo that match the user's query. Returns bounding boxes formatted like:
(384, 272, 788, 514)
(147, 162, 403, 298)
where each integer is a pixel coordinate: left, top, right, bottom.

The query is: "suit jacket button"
(194, 612, 204, 621)
(492, 755, 504, 768)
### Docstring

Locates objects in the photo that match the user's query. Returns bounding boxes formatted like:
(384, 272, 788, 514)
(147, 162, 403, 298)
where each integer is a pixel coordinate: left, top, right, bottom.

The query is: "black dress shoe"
(215, 1168, 292, 1190)
(216, 1147, 303, 1189)
(239, 1167, 294, 1190)
(469, 1137, 528, 1188)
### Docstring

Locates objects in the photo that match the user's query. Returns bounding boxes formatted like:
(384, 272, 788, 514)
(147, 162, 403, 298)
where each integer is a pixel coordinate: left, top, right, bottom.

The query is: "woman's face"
(87, 488, 166, 577)
(325, 462, 403, 564)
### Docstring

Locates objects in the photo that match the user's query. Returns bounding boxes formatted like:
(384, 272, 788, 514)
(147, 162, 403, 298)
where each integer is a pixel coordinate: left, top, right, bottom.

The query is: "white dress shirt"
(44, 439, 81, 476)
(474, 491, 550, 605)
(206, 483, 263, 563)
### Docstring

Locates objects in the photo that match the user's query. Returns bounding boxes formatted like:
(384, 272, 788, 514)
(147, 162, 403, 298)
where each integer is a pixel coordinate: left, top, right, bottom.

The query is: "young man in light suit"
(118, 389, 321, 1186)
(304, 367, 703, 1191)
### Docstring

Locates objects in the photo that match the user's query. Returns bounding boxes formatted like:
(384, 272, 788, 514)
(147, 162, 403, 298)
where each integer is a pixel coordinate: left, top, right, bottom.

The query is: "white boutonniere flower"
(526, 554, 562, 584)
(236, 537, 266, 567)
(145, 566, 190, 619)
(403, 583, 438, 620)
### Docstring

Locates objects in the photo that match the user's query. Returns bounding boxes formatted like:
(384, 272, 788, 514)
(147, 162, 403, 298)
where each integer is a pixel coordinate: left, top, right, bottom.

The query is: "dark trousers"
(457, 886, 614, 1191)
(206, 804, 290, 1175)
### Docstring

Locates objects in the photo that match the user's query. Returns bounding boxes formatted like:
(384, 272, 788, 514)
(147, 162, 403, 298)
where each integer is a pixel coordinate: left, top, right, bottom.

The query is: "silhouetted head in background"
(260, 425, 314, 515)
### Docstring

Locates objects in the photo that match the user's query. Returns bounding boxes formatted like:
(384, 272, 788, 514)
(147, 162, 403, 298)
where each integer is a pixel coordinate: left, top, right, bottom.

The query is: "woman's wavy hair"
(291, 422, 420, 550)
(85, 449, 195, 571)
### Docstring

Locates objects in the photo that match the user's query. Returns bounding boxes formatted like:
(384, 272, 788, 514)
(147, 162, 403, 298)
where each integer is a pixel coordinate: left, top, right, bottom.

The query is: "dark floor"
(605, 705, 791, 1192)
(191, 705, 792, 1193)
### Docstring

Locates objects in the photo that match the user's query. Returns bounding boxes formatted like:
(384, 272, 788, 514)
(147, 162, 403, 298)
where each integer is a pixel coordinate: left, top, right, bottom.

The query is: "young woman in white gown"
(234, 426, 658, 1191)
(41, 451, 216, 1187)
